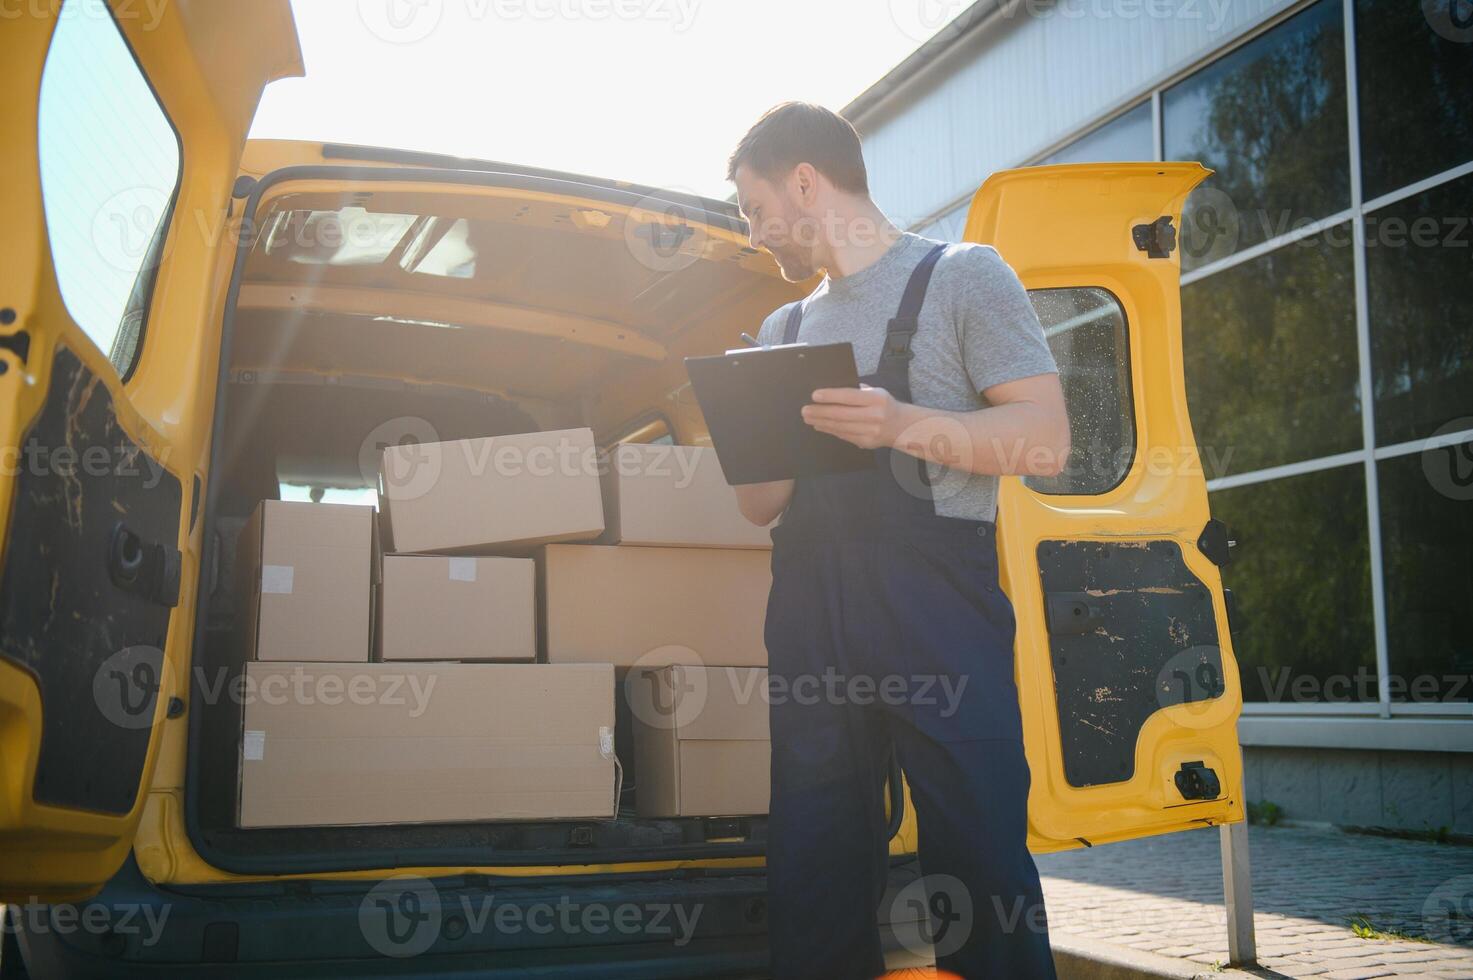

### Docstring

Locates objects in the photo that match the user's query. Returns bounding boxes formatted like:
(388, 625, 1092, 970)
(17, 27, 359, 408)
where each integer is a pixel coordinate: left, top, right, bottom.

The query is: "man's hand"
(801, 385, 903, 450)
(733, 479, 794, 526)
(801, 373, 1071, 478)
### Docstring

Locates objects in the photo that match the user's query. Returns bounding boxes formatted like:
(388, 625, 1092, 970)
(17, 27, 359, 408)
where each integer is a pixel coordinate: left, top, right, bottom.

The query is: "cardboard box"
(600, 443, 772, 549)
(630, 666, 770, 817)
(379, 427, 604, 555)
(378, 555, 535, 662)
(237, 662, 616, 827)
(237, 501, 376, 662)
(540, 544, 770, 667)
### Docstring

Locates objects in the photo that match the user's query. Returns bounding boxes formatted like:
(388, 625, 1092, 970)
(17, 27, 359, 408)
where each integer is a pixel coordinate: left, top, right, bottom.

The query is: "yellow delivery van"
(0, 2, 1244, 975)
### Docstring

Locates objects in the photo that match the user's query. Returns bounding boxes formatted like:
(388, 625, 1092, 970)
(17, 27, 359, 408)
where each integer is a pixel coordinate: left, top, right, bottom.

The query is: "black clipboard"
(684, 342, 875, 485)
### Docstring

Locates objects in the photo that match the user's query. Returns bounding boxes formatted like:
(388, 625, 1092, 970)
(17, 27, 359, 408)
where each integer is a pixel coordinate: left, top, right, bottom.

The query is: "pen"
(740, 332, 761, 347)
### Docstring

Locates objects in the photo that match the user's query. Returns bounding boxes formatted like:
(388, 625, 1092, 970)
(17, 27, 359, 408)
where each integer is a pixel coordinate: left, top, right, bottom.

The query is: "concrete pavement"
(1037, 823, 1473, 979)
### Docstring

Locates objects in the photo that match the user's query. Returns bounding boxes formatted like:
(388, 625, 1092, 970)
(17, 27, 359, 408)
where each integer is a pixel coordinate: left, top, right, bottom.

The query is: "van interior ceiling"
(190, 172, 821, 872)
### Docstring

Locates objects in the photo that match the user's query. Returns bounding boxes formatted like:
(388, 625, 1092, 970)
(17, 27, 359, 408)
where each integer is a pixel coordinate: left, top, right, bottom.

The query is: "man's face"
(733, 164, 816, 282)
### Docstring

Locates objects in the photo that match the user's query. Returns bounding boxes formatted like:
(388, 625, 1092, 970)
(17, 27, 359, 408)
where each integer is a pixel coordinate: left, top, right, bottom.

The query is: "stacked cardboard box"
(233, 431, 772, 827)
(377, 555, 536, 662)
(629, 665, 771, 818)
(237, 500, 377, 663)
(238, 662, 615, 828)
(564, 443, 774, 818)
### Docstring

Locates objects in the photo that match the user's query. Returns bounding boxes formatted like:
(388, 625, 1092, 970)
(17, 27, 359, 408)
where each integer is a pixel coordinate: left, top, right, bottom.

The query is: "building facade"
(846, 0, 1472, 834)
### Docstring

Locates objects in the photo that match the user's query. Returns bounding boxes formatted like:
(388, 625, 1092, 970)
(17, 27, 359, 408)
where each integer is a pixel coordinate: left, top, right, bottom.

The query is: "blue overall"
(763, 245, 1056, 979)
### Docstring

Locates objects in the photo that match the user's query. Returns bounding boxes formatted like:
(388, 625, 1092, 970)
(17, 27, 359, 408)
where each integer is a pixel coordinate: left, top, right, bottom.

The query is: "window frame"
(910, 0, 1473, 723)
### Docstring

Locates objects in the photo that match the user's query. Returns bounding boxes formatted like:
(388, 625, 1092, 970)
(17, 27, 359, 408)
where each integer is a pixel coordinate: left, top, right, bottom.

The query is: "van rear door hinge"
(1132, 216, 1177, 258)
(1197, 518, 1236, 567)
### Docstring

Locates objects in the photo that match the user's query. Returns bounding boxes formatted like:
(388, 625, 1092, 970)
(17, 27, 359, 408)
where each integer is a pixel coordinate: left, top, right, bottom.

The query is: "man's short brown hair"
(726, 102, 869, 195)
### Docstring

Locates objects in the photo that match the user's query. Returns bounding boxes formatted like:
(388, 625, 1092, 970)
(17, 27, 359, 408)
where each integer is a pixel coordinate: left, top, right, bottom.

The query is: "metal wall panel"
(857, 0, 1297, 228)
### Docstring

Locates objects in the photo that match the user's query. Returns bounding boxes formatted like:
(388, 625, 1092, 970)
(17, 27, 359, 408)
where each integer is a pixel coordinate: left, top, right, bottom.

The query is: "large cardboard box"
(379, 427, 604, 555)
(600, 443, 772, 549)
(378, 555, 535, 662)
(539, 544, 770, 667)
(630, 666, 770, 817)
(237, 501, 376, 662)
(237, 662, 616, 827)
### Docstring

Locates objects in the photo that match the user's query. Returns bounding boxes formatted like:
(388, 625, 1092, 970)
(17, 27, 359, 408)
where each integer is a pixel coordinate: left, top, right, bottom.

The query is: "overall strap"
(878, 242, 948, 501)
(782, 301, 804, 345)
(879, 243, 949, 369)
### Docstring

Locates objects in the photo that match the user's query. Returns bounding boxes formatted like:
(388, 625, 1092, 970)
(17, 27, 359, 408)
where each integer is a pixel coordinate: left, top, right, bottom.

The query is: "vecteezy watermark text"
(358, 875, 704, 958)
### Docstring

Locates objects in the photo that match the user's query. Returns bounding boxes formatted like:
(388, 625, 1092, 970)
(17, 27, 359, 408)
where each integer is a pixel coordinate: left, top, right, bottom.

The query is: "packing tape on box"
(243, 730, 265, 761)
(261, 565, 295, 595)
(447, 557, 477, 582)
(600, 725, 625, 823)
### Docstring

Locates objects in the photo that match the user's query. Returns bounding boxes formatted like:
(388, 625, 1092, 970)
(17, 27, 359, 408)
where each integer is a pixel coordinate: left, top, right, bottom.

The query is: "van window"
(37, 0, 182, 379)
(1024, 287, 1134, 496)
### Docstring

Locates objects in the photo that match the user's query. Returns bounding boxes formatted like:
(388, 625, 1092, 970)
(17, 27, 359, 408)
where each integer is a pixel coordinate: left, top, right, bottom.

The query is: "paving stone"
(1035, 824, 1473, 978)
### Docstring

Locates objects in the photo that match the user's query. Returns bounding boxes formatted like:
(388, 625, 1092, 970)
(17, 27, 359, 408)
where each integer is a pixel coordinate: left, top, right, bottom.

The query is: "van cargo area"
(186, 156, 902, 874)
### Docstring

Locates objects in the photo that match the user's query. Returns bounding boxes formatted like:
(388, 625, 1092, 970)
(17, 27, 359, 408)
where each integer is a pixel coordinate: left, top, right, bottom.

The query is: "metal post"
(1220, 821, 1257, 967)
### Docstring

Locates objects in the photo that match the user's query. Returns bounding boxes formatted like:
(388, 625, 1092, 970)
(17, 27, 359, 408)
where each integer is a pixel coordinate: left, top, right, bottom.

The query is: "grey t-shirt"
(756, 232, 1057, 522)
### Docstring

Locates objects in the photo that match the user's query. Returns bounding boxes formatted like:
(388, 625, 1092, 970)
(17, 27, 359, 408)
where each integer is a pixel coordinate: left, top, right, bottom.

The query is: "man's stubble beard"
(771, 243, 817, 283)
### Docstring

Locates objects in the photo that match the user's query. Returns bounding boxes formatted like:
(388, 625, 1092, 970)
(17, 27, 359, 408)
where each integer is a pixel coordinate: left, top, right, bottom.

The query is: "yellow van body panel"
(0, 1, 300, 903)
(971, 164, 1245, 848)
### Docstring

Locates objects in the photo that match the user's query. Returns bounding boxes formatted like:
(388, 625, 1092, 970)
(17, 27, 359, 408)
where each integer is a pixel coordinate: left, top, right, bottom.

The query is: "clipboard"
(684, 342, 875, 485)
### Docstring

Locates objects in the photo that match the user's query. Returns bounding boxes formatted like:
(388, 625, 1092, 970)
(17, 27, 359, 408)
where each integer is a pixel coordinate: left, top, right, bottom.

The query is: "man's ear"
(792, 162, 820, 206)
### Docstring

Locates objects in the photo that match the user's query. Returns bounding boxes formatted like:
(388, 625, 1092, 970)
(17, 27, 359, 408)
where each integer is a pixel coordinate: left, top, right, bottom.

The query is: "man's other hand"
(802, 385, 901, 450)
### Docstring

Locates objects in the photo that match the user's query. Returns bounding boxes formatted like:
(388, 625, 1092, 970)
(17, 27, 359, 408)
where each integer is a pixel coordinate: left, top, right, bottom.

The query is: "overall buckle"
(884, 317, 918, 359)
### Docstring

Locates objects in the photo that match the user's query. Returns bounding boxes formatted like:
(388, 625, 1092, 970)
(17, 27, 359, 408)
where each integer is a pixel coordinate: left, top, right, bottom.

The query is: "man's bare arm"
(800, 373, 1071, 477)
(734, 479, 794, 527)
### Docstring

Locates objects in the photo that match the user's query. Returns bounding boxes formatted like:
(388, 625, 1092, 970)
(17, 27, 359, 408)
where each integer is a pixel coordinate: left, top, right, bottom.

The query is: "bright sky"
(249, 0, 960, 200)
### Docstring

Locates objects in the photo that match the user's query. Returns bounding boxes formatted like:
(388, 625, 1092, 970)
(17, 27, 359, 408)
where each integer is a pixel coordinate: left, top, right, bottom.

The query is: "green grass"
(1348, 914, 1433, 943)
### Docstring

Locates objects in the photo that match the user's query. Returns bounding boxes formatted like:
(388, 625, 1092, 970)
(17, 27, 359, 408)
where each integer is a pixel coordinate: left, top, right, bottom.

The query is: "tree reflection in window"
(1365, 173, 1473, 447)
(1181, 226, 1361, 477)
(1164, 0, 1350, 271)
(1211, 465, 1377, 703)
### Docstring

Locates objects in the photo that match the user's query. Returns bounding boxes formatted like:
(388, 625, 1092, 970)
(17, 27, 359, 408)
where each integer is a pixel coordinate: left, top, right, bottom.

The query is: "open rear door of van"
(0, 0, 301, 902)
(964, 163, 1246, 849)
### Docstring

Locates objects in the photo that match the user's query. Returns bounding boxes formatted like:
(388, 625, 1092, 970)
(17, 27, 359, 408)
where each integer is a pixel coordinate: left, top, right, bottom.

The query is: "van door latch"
(108, 522, 181, 608)
(1132, 216, 1177, 258)
(1175, 760, 1221, 801)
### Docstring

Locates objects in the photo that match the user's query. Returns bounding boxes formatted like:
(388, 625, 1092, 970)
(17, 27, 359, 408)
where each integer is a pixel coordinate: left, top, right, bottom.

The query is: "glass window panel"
(1211, 465, 1377, 703)
(407, 217, 477, 278)
(1024, 288, 1134, 495)
(1365, 172, 1473, 447)
(1378, 444, 1473, 703)
(278, 483, 380, 509)
(1354, 0, 1473, 202)
(1163, 0, 1350, 271)
(37, 0, 181, 377)
(260, 207, 418, 266)
(1039, 101, 1154, 166)
(1181, 226, 1361, 477)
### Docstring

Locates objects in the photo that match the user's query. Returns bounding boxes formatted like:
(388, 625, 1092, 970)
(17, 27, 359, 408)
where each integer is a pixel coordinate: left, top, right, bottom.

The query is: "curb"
(1051, 931, 1256, 980)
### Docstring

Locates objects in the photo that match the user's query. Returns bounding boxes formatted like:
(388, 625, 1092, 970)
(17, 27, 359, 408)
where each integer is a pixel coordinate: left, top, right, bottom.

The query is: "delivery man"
(728, 102, 1069, 979)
